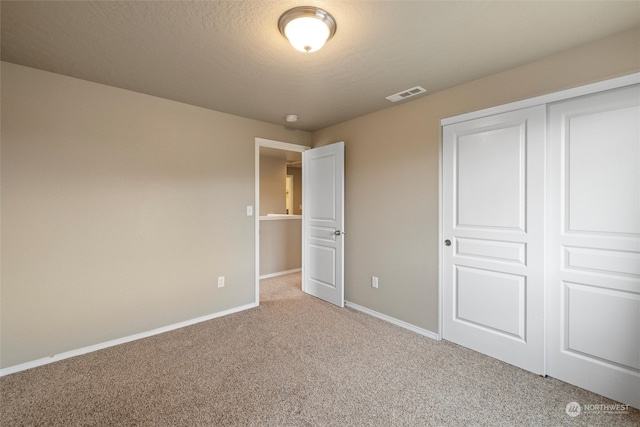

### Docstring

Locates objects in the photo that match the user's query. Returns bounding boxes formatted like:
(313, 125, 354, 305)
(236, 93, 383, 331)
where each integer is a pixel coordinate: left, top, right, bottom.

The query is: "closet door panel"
(547, 84, 640, 409)
(442, 106, 546, 375)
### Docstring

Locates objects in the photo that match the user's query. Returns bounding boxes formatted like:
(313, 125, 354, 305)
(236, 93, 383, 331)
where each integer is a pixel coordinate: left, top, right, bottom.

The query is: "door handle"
(444, 239, 451, 246)
(334, 230, 345, 236)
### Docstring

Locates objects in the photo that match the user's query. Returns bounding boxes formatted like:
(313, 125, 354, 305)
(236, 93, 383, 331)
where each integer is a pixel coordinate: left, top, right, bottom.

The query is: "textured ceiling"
(2, 1, 639, 131)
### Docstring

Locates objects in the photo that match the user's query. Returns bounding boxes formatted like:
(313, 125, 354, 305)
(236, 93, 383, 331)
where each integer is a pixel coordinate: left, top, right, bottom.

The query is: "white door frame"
(254, 137, 309, 305)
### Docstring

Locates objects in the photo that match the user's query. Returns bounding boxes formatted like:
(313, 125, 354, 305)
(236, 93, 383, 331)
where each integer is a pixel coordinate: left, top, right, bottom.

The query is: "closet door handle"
(444, 239, 451, 246)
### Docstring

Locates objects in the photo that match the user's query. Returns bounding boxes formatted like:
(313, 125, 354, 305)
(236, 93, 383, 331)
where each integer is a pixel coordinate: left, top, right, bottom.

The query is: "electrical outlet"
(218, 276, 225, 288)
(371, 276, 379, 289)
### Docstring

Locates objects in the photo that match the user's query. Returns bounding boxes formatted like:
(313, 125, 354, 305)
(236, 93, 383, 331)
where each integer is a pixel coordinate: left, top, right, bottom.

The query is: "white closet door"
(547, 84, 640, 408)
(442, 106, 546, 374)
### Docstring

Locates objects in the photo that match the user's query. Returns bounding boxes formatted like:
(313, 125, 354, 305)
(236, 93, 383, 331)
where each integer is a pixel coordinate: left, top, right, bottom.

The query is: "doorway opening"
(285, 175, 294, 215)
(254, 138, 309, 304)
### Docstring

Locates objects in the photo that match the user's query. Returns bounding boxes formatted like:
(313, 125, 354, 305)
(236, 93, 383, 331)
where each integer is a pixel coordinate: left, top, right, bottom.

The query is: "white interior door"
(302, 141, 344, 307)
(442, 106, 546, 374)
(547, 84, 640, 408)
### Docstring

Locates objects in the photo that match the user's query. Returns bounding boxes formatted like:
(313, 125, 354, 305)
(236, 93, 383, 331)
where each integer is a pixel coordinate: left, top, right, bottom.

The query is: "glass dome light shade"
(284, 17, 330, 53)
(278, 6, 337, 54)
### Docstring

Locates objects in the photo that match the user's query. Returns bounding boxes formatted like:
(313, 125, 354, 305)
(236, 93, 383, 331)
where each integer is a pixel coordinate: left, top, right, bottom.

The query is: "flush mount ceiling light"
(278, 6, 337, 53)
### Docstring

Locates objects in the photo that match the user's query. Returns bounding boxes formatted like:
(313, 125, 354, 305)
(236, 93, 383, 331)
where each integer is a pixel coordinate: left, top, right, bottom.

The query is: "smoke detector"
(385, 86, 427, 103)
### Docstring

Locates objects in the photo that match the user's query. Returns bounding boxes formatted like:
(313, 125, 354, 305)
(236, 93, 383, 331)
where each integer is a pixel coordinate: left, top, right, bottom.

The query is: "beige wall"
(259, 218, 302, 276)
(0, 62, 311, 368)
(312, 28, 640, 333)
(259, 154, 286, 216)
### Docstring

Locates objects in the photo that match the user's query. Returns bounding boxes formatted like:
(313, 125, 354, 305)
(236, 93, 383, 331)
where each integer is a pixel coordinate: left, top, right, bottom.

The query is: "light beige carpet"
(1, 272, 638, 426)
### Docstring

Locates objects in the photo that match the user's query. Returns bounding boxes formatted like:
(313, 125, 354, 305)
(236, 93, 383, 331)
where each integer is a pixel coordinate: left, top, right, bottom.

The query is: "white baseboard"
(345, 301, 441, 341)
(0, 302, 258, 377)
(2, 299, 438, 376)
(259, 268, 301, 280)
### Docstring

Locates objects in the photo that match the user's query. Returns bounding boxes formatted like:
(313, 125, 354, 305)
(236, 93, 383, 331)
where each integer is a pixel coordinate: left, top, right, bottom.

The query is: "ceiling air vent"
(385, 86, 427, 102)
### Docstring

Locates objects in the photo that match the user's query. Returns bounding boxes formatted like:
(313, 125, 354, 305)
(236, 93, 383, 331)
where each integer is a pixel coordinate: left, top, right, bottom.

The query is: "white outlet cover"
(246, 206, 253, 216)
